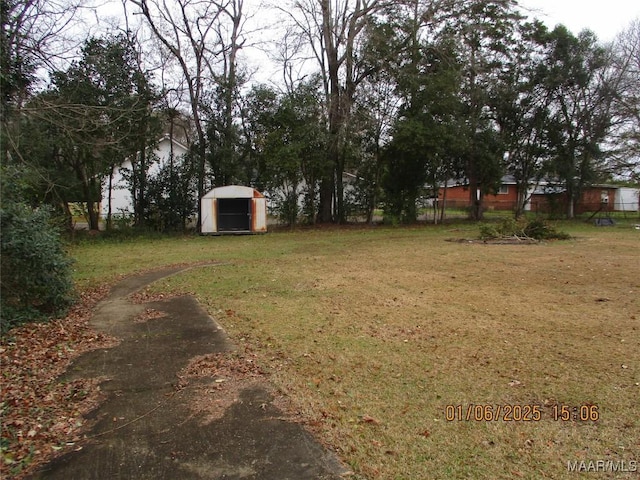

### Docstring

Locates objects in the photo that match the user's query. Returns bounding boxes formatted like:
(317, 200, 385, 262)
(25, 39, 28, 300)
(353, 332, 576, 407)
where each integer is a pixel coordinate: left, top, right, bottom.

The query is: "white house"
(100, 134, 189, 225)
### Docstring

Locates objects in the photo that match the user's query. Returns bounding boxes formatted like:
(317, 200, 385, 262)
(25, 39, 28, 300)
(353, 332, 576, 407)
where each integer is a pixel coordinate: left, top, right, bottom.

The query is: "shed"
(200, 185, 267, 234)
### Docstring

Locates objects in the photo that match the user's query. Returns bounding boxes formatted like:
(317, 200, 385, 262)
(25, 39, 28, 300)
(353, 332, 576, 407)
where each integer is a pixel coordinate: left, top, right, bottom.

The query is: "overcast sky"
(519, 0, 639, 41)
(89, 0, 639, 86)
(95, 0, 639, 42)
(93, 0, 640, 44)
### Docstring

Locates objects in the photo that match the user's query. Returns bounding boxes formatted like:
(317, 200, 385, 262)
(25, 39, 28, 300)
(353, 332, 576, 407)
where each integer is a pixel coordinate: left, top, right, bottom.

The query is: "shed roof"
(202, 185, 264, 199)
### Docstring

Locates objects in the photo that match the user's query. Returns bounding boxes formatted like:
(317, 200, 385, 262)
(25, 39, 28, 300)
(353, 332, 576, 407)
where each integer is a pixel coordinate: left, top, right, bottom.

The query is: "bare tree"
(280, 0, 388, 223)
(608, 19, 640, 181)
(273, 25, 309, 94)
(1, 0, 88, 165)
(129, 0, 248, 228)
(206, 0, 248, 186)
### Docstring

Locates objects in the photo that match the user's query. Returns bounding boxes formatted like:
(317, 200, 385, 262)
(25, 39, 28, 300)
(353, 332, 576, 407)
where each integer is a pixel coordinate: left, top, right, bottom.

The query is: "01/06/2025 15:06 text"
(444, 404, 600, 422)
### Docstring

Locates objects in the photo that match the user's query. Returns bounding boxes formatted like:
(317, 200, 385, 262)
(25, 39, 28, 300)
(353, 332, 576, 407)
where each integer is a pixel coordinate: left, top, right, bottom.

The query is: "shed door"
(217, 198, 251, 231)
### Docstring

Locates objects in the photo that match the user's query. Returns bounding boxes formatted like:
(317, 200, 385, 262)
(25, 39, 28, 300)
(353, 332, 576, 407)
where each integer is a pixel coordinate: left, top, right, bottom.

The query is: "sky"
(93, 1, 640, 51)
(518, 0, 639, 42)
(89, 0, 639, 85)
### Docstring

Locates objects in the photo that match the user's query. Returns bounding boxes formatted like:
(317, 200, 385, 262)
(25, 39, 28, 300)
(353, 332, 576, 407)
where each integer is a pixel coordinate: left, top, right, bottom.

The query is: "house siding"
(100, 135, 189, 227)
(439, 182, 630, 215)
(439, 184, 518, 211)
(530, 188, 618, 215)
(615, 188, 640, 212)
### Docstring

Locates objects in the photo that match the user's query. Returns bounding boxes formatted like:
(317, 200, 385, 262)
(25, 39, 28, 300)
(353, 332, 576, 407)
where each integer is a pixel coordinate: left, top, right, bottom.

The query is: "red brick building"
(529, 185, 618, 215)
(438, 177, 630, 215)
(439, 180, 519, 211)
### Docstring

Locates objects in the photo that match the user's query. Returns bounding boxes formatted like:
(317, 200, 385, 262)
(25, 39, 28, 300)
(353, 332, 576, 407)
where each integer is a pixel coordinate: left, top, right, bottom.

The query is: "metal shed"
(200, 185, 267, 234)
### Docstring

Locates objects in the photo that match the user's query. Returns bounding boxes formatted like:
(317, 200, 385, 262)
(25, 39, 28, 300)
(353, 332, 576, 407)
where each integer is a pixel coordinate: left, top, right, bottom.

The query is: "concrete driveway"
(29, 266, 347, 480)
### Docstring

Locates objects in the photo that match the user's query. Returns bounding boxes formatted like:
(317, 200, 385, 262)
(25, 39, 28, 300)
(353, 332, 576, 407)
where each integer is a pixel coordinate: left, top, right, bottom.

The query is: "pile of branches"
(479, 218, 571, 242)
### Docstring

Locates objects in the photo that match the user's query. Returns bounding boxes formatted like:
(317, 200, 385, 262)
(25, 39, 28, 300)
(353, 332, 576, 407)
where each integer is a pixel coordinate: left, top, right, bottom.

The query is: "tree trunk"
(468, 175, 483, 221)
(335, 161, 345, 223)
(107, 165, 114, 230)
(77, 162, 100, 231)
(565, 181, 576, 219)
(567, 194, 575, 219)
(367, 144, 383, 225)
(440, 181, 448, 223)
(514, 181, 527, 219)
(135, 147, 147, 228)
(61, 200, 73, 233)
(318, 176, 334, 223)
(85, 185, 100, 230)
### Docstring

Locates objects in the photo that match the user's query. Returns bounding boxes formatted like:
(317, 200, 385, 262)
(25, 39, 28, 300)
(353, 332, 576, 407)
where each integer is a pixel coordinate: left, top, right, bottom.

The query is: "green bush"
(272, 191, 300, 227)
(1, 203, 75, 332)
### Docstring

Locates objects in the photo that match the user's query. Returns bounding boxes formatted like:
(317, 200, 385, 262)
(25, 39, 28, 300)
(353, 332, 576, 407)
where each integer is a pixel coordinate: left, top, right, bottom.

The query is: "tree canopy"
(1, 0, 638, 229)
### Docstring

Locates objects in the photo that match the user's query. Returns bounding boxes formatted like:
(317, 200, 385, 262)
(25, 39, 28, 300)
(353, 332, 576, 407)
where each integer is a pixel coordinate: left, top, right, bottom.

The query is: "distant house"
(439, 176, 519, 211)
(438, 177, 639, 214)
(528, 184, 629, 215)
(100, 134, 189, 226)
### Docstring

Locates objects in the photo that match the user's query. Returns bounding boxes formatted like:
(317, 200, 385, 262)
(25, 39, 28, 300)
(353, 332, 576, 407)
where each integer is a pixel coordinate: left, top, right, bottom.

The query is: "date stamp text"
(444, 404, 600, 422)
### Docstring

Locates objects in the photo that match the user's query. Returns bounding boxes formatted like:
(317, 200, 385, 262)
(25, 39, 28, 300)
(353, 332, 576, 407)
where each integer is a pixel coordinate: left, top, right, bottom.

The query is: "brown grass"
(70, 223, 640, 479)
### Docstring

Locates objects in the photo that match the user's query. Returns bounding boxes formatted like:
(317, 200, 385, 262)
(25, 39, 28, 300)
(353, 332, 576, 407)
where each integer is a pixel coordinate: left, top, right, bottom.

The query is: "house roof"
(442, 176, 625, 192)
(441, 175, 518, 188)
(157, 134, 189, 154)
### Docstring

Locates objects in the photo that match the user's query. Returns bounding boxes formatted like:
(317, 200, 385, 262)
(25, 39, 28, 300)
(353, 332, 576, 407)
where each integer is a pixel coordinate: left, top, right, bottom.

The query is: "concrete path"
(29, 266, 347, 480)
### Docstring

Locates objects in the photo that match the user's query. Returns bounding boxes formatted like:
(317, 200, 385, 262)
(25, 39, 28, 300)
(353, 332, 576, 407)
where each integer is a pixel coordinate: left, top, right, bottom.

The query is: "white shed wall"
(200, 198, 217, 233)
(253, 197, 267, 233)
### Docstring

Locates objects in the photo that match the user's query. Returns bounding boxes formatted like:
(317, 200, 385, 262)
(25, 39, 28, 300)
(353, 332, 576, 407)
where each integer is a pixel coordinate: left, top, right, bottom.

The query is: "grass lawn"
(70, 221, 639, 479)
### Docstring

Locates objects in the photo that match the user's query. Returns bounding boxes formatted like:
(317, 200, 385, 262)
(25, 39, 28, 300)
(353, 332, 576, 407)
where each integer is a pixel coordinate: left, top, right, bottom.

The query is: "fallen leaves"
(178, 351, 266, 381)
(0, 285, 117, 480)
(360, 415, 381, 425)
(174, 351, 270, 424)
(129, 290, 189, 304)
(133, 308, 168, 324)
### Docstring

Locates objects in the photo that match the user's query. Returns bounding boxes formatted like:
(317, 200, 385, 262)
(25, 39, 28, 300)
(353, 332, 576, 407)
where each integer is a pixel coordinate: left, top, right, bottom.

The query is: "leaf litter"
(174, 349, 271, 424)
(0, 285, 118, 480)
